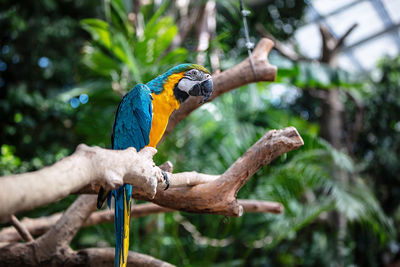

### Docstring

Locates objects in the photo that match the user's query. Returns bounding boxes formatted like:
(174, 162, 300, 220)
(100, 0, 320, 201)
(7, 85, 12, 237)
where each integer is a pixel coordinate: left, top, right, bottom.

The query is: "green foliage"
(0, 144, 21, 175)
(357, 56, 400, 215)
(0, 0, 100, 160)
(271, 53, 363, 90)
(62, 0, 188, 146)
(79, 0, 185, 84)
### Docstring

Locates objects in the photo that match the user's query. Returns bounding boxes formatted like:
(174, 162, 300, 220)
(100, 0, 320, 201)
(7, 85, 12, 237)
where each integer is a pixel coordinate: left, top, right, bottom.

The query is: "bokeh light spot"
(2, 45, 10, 54)
(79, 94, 89, 104)
(12, 55, 20, 64)
(0, 60, 7, 71)
(38, 57, 50, 68)
(70, 97, 80, 108)
(14, 113, 23, 123)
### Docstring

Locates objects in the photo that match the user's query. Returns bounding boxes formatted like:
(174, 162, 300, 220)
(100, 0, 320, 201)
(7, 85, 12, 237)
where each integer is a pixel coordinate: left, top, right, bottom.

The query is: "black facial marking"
(173, 82, 189, 103)
(189, 83, 201, 96)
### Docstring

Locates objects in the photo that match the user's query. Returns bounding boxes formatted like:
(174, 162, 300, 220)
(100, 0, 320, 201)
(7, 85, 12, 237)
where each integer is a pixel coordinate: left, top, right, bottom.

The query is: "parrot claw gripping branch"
(162, 171, 170, 190)
(0, 38, 305, 267)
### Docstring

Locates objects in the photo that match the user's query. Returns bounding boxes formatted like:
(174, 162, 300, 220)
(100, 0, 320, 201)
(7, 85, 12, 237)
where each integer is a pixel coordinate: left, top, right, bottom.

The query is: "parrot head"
(146, 63, 214, 104)
(174, 64, 213, 104)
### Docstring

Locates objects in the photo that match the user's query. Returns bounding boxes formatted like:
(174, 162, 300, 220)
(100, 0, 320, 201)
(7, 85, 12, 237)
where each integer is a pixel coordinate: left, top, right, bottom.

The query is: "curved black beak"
(188, 78, 213, 104)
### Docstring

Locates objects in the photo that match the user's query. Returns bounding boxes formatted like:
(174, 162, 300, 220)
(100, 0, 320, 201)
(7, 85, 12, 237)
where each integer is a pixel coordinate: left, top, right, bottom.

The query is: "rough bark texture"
(134, 127, 303, 216)
(0, 146, 162, 220)
(239, 199, 283, 214)
(74, 127, 302, 217)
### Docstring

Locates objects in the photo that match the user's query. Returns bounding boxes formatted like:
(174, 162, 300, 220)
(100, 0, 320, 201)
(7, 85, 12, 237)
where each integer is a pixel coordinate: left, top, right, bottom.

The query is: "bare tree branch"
(73, 128, 301, 216)
(70, 127, 302, 217)
(0, 146, 163, 220)
(134, 127, 303, 217)
(320, 24, 337, 63)
(320, 23, 358, 64)
(255, 23, 311, 62)
(0, 243, 175, 267)
(334, 23, 358, 51)
(70, 248, 175, 267)
(162, 38, 277, 140)
(239, 199, 283, 214)
(10, 215, 34, 242)
(0, 213, 61, 243)
(173, 212, 233, 247)
(0, 200, 283, 243)
(37, 195, 96, 249)
(0, 126, 300, 222)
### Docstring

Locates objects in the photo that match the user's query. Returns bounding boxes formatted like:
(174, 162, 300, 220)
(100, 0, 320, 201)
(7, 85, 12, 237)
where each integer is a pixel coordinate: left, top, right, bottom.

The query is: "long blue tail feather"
(112, 184, 133, 267)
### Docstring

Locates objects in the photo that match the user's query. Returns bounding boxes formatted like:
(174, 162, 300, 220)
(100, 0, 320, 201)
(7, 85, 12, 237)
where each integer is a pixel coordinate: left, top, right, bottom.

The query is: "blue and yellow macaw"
(96, 63, 213, 267)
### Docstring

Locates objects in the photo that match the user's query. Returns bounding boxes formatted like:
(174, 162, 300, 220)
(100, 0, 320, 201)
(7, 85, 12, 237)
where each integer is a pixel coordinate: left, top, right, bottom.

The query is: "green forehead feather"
(190, 64, 210, 74)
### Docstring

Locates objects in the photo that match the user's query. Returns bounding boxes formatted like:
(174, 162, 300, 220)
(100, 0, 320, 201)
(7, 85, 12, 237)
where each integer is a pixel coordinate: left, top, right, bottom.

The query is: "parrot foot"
(162, 171, 170, 190)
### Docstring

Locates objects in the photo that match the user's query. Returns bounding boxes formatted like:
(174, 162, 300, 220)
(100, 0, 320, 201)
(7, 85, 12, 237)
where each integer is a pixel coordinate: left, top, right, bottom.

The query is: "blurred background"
(1, 0, 400, 266)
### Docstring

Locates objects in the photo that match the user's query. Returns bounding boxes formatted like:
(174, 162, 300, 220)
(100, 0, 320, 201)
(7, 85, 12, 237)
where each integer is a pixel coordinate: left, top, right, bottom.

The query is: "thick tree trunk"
(319, 24, 358, 265)
(320, 89, 344, 149)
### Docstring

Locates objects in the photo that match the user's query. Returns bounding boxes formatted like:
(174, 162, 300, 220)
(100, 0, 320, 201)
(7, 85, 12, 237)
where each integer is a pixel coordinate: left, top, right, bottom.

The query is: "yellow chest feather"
(148, 73, 183, 147)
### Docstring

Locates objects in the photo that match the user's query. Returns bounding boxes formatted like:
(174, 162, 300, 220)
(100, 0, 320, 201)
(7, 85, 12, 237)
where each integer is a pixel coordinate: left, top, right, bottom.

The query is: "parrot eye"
(187, 69, 199, 78)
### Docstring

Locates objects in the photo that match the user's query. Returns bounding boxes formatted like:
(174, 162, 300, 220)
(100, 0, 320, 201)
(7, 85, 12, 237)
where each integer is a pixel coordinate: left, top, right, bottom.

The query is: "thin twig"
(10, 215, 33, 242)
(334, 23, 358, 51)
(255, 23, 312, 62)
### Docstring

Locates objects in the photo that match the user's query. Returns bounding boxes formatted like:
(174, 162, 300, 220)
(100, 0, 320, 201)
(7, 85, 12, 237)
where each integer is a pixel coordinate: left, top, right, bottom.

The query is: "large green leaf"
(135, 16, 178, 64)
(113, 33, 142, 82)
(81, 44, 121, 76)
(80, 19, 112, 49)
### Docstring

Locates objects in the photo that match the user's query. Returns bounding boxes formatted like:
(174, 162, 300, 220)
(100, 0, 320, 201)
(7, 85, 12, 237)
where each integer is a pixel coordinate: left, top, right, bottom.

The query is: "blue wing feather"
(112, 84, 152, 150)
(111, 84, 152, 267)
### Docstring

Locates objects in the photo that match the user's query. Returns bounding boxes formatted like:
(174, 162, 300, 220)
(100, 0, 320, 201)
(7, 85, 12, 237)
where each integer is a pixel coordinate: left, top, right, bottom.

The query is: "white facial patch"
(177, 78, 200, 93)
